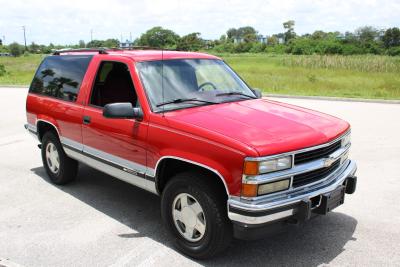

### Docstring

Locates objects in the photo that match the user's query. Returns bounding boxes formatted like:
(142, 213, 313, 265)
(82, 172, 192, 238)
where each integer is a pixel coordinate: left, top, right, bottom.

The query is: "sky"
(1, 0, 399, 45)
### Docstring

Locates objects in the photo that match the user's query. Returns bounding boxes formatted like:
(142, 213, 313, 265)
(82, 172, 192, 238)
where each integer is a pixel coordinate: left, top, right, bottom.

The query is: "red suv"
(25, 48, 357, 259)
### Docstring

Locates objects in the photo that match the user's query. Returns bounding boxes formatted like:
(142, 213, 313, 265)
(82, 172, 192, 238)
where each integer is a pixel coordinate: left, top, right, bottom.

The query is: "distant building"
(0, 52, 11, 57)
(233, 35, 267, 44)
(257, 35, 267, 44)
(120, 40, 133, 48)
(233, 37, 244, 44)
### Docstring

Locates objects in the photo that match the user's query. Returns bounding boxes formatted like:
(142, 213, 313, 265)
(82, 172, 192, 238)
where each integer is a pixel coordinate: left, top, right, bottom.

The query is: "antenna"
(161, 46, 165, 116)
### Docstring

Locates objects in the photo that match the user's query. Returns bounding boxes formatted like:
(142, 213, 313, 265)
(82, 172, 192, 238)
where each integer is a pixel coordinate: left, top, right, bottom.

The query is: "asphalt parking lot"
(0, 87, 399, 266)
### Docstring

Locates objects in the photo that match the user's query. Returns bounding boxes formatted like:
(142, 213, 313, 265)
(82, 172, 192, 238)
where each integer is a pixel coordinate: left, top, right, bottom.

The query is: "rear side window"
(29, 55, 93, 102)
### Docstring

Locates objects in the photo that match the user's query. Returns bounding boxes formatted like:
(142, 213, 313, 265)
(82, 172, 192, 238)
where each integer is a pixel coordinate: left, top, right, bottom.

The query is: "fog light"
(258, 179, 290, 195)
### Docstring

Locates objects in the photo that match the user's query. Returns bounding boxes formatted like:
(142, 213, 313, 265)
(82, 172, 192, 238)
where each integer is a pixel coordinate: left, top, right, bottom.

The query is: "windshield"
(136, 59, 256, 112)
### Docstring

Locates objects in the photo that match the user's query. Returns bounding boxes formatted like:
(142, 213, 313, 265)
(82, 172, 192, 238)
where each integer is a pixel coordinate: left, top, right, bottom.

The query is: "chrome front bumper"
(228, 159, 357, 225)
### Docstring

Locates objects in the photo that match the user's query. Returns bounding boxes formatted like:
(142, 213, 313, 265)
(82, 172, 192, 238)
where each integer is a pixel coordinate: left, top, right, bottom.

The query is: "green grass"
(221, 54, 400, 100)
(1, 53, 400, 100)
(0, 54, 44, 86)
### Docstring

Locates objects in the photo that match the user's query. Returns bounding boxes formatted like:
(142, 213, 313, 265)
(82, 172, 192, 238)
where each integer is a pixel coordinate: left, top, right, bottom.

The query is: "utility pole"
(22, 26, 27, 50)
(130, 32, 132, 42)
(2, 35, 5, 45)
(90, 29, 93, 41)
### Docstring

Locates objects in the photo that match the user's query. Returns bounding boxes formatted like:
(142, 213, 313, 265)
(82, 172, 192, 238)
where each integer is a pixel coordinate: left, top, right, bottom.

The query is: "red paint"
(26, 50, 350, 196)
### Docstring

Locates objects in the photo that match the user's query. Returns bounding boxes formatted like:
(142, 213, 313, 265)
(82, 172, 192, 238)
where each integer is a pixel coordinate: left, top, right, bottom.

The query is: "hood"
(165, 99, 349, 156)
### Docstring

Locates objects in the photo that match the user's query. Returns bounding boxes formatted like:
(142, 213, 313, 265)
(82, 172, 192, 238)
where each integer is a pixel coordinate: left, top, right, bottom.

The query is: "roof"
(57, 49, 220, 62)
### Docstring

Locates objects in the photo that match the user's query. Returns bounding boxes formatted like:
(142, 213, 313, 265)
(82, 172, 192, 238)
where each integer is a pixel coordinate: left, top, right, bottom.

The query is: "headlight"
(244, 155, 292, 175)
(341, 132, 351, 147)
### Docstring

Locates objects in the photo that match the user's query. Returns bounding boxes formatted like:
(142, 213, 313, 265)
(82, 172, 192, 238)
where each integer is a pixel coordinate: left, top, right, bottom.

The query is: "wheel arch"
(154, 156, 230, 197)
(36, 119, 60, 142)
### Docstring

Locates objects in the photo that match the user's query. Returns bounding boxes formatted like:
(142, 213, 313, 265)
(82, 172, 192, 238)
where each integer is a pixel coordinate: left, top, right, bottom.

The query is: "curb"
(264, 94, 400, 104)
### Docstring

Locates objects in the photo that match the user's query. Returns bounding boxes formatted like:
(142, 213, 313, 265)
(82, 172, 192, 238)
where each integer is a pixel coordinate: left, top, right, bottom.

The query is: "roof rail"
(111, 46, 177, 51)
(53, 48, 108, 55)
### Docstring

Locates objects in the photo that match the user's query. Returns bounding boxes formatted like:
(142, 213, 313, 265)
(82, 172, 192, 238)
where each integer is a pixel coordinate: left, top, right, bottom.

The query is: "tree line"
(1, 21, 400, 56)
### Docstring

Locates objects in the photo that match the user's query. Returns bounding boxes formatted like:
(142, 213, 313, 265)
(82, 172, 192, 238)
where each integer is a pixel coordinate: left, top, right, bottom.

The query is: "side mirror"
(252, 88, 263, 99)
(103, 103, 143, 120)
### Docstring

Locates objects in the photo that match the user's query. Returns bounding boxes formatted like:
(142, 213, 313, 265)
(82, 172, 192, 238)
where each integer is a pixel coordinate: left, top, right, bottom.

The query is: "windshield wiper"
(156, 98, 217, 107)
(215, 92, 257, 99)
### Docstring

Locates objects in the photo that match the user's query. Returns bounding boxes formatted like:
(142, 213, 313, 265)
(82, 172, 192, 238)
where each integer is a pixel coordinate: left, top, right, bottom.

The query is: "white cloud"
(0, 0, 399, 45)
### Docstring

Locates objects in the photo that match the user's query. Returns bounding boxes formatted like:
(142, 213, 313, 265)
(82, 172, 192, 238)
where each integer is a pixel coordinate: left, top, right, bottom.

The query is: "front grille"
(292, 160, 341, 188)
(294, 140, 342, 165)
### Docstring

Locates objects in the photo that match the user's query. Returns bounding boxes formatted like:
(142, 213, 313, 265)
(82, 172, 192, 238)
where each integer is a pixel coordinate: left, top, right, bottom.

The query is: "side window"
(90, 61, 138, 108)
(29, 55, 92, 102)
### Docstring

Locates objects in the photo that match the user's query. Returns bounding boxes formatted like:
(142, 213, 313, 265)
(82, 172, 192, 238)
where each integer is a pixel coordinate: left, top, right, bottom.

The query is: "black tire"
(41, 131, 78, 185)
(161, 171, 232, 259)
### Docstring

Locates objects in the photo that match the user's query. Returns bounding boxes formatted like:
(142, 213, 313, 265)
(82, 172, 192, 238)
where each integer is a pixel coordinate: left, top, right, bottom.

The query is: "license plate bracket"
(313, 185, 346, 215)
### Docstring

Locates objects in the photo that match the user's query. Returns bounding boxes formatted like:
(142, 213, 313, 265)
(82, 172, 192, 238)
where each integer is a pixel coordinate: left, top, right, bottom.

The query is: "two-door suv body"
(25, 48, 357, 259)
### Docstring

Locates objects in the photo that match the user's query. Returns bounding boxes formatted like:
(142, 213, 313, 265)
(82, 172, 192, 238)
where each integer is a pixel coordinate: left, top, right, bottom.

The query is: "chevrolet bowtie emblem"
(323, 157, 336, 167)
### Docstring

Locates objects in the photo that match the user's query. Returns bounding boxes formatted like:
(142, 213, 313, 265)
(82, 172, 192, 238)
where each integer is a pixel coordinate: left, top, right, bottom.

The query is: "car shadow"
(31, 164, 357, 266)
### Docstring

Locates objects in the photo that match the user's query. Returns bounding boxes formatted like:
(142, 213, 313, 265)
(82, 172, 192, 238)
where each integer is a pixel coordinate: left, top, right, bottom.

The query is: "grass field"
(0, 54, 44, 86)
(1, 53, 399, 99)
(221, 54, 400, 99)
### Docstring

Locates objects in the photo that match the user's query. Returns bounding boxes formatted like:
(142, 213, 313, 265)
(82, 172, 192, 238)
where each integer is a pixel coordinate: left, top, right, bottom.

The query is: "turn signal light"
(243, 161, 259, 175)
(241, 183, 258, 197)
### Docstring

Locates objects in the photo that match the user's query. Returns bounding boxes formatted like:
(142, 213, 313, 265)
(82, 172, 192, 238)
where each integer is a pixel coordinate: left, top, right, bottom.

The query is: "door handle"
(83, 115, 91, 125)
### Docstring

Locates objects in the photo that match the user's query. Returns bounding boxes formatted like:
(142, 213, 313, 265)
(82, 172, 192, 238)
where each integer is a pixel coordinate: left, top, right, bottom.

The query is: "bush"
(316, 40, 343, 54)
(0, 64, 6, 76)
(341, 44, 364, 55)
(249, 43, 266, 53)
(287, 38, 315, 55)
(264, 44, 286, 54)
(9, 42, 24, 57)
(387, 47, 400, 56)
(213, 42, 235, 53)
(233, 42, 253, 53)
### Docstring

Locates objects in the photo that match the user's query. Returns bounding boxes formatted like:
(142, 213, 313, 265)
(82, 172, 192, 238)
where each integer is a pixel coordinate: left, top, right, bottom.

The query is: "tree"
(226, 28, 238, 40)
(267, 35, 278, 45)
(103, 38, 119, 48)
(78, 40, 85, 48)
(86, 40, 104, 48)
(137, 27, 179, 48)
(355, 26, 380, 44)
(382, 27, 400, 48)
(29, 42, 40, 53)
(226, 27, 257, 42)
(283, 20, 296, 43)
(311, 30, 328, 40)
(176, 33, 204, 51)
(9, 42, 23, 56)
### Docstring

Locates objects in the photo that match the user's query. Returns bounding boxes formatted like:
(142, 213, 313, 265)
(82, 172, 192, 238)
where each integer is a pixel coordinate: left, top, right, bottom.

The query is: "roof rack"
(110, 46, 178, 51)
(53, 48, 108, 55)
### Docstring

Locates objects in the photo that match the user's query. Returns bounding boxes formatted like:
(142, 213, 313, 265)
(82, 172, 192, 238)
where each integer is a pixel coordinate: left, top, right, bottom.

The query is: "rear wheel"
(161, 171, 232, 259)
(41, 131, 78, 185)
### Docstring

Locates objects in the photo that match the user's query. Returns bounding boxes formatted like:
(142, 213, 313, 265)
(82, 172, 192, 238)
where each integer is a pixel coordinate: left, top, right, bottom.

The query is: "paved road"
(0, 87, 399, 267)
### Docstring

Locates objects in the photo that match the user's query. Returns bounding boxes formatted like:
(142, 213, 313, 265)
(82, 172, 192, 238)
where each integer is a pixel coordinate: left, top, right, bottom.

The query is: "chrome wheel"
(45, 142, 60, 174)
(172, 193, 206, 242)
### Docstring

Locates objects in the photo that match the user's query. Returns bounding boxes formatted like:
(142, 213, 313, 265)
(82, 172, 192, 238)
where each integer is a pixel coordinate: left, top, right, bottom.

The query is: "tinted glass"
(29, 55, 93, 102)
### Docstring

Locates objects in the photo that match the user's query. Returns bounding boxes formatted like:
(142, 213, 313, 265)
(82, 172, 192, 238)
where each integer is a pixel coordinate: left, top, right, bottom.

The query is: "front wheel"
(161, 171, 232, 259)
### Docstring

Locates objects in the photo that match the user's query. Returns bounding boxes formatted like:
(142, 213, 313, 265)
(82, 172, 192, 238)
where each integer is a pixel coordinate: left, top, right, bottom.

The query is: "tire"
(161, 171, 232, 259)
(41, 131, 78, 185)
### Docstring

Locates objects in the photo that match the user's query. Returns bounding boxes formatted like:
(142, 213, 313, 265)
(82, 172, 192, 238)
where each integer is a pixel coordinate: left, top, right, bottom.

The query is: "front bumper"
(228, 159, 357, 227)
